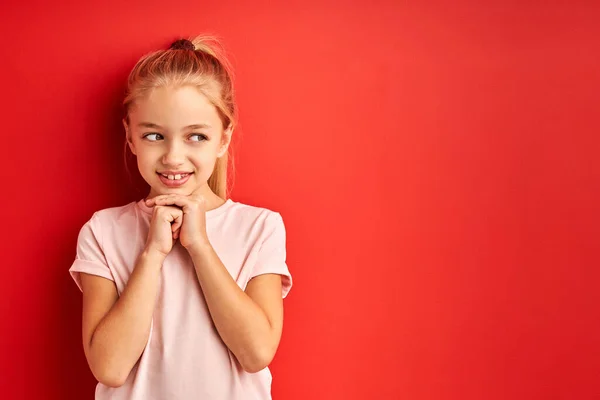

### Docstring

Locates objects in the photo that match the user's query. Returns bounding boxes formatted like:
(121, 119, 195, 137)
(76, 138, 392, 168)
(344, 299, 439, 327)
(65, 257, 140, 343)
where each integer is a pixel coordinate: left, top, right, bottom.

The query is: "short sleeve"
(69, 213, 115, 292)
(250, 212, 293, 298)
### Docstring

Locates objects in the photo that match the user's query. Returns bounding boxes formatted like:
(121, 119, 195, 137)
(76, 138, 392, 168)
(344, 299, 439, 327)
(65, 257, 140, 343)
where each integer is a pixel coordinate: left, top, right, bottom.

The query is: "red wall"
(1, 1, 599, 399)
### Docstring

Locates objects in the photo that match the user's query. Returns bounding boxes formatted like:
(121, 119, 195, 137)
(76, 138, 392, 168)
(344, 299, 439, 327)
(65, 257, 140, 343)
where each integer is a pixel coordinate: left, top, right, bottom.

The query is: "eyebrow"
(137, 122, 212, 129)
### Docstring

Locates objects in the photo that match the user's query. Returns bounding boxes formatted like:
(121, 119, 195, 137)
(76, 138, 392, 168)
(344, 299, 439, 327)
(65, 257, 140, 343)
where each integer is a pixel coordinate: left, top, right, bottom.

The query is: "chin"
(151, 185, 200, 197)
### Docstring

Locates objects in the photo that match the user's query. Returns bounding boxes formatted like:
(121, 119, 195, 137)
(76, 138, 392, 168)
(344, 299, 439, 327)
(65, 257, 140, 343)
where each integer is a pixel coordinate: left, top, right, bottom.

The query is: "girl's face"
(125, 85, 231, 199)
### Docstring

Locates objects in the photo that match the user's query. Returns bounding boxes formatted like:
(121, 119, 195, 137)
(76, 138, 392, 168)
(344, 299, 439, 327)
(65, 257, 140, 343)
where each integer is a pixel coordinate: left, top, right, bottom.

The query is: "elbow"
(239, 347, 275, 374)
(94, 368, 129, 388)
(85, 334, 133, 387)
(241, 358, 270, 374)
(89, 361, 130, 388)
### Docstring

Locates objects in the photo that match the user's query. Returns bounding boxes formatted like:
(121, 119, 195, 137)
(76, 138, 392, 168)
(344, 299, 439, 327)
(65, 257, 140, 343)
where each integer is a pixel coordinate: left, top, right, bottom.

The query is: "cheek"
(189, 156, 218, 179)
(192, 150, 219, 166)
(136, 146, 161, 161)
(136, 152, 158, 173)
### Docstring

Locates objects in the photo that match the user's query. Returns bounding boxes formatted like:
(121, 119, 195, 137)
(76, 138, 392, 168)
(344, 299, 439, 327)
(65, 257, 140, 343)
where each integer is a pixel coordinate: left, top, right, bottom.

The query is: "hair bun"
(170, 39, 195, 51)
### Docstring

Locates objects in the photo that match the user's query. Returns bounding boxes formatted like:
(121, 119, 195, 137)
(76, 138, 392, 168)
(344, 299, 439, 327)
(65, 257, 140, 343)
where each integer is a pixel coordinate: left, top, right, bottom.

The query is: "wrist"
(140, 247, 167, 266)
(185, 240, 213, 258)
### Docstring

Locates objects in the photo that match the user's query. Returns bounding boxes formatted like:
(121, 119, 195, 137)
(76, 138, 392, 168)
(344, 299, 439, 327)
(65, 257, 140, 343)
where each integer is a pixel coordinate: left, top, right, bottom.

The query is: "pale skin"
(79, 85, 285, 388)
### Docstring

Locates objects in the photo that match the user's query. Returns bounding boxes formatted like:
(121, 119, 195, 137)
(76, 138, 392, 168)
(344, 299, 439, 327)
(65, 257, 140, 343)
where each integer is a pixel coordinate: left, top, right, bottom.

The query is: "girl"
(69, 36, 293, 400)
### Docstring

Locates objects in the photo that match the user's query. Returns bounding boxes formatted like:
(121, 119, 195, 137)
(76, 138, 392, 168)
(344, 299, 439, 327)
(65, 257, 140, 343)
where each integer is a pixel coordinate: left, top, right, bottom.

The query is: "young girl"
(69, 36, 292, 399)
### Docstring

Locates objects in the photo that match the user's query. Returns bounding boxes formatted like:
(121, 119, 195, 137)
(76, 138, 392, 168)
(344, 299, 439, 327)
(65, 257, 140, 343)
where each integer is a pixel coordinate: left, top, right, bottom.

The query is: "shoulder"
(225, 199, 284, 228)
(75, 201, 143, 257)
(79, 201, 139, 236)
(92, 201, 138, 222)
(222, 200, 287, 248)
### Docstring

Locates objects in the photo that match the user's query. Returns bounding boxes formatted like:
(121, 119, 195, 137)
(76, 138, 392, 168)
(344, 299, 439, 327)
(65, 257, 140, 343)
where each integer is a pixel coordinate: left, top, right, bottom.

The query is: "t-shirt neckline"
(136, 198, 235, 219)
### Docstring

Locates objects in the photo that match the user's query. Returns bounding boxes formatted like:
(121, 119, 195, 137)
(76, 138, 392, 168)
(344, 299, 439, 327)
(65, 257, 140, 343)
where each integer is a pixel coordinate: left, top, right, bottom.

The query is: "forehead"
(130, 86, 221, 128)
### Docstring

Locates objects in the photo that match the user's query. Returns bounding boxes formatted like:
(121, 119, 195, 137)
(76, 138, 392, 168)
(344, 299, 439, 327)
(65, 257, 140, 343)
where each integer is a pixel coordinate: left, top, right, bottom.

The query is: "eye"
(143, 133, 163, 141)
(190, 134, 208, 142)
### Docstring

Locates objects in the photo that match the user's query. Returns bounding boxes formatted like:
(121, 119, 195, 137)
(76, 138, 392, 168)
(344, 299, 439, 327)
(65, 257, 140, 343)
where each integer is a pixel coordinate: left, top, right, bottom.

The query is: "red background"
(1, 1, 599, 399)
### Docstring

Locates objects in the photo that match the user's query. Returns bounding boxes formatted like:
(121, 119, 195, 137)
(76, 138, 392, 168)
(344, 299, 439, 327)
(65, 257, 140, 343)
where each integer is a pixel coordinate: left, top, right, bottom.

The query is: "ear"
(217, 125, 233, 158)
(123, 119, 137, 155)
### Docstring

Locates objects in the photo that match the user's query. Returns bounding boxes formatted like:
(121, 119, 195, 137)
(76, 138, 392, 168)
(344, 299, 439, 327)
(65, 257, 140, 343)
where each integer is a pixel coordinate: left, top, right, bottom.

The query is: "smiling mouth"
(156, 172, 193, 187)
(158, 172, 192, 181)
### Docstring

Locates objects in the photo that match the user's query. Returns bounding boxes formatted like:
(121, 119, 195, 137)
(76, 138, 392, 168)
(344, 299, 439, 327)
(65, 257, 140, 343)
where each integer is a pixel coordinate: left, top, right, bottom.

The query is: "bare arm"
(188, 243, 284, 373)
(80, 249, 165, 387)
(142, 194, 287, 373)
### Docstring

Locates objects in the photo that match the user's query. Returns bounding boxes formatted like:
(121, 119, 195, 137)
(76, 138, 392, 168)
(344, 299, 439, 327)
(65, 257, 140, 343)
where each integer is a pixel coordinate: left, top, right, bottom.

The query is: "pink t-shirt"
(69, 198, 292, 400)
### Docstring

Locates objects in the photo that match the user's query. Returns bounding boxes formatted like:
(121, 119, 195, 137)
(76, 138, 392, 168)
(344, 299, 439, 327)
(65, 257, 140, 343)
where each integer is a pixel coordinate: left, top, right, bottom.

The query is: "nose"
(161, 141, 185, 166)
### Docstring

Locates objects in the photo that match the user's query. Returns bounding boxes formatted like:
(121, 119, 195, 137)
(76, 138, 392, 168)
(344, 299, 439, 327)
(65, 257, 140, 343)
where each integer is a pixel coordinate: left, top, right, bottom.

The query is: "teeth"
(161, 173, 187, 180)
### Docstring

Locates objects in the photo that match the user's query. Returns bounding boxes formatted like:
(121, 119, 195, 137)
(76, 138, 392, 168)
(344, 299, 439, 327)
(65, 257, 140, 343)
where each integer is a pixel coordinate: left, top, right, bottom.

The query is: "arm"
(188, 244, 284, 373)
(143, 193, 288, 373)
(80, 249, 165, 387)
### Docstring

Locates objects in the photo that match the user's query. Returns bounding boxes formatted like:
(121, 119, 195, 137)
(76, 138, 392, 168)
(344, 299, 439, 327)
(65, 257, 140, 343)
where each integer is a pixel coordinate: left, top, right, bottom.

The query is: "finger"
(171, 213, 183, 233)
(146, 194, 175, 206)
(153, 196, 190, 209)
(156, 197, 198, 214)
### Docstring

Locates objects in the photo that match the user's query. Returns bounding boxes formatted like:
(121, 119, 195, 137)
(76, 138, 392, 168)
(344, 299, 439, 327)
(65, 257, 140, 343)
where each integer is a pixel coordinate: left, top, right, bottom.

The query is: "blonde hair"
(123, 35, 237, 199)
